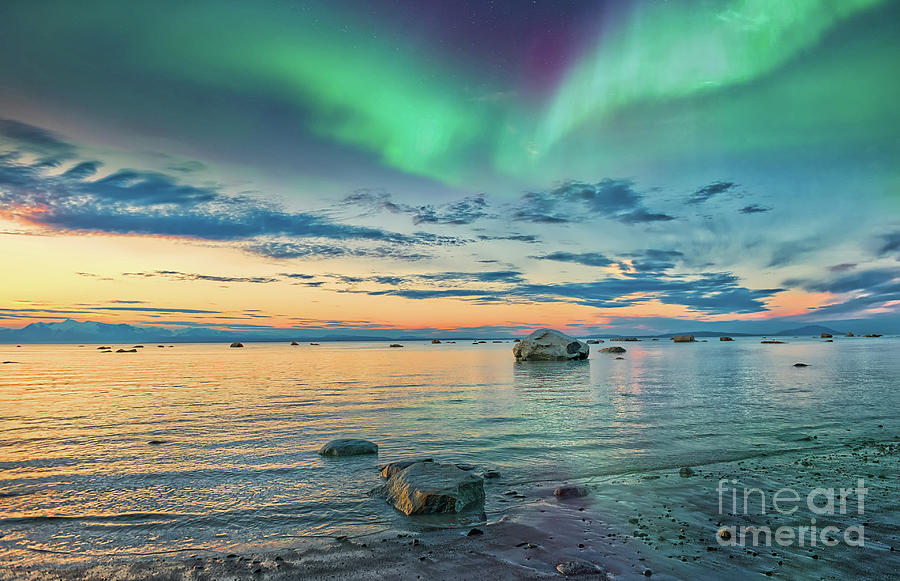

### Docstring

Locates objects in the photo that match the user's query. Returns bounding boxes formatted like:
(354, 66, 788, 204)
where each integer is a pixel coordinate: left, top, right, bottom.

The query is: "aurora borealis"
(0, 0, 898, 336)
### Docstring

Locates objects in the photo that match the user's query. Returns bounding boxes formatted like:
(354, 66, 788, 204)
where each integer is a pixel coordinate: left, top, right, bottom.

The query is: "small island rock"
(230, 342, 244, 348)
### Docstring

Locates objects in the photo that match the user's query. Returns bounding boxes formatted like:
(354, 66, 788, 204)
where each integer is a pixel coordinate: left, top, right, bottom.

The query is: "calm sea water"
(1, 338, 898, 575)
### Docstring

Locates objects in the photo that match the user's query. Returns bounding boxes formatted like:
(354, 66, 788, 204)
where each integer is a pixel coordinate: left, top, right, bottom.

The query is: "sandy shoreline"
(2, 494, 663, 581)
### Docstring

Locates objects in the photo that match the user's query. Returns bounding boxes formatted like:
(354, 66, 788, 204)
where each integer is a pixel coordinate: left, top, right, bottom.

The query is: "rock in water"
(555, 560, 607, 577)
(820, 333, 833, 338)
(230, 342, 244, 348)
(512, 329, 588, 361)
(379, 459, 434, 479)
(431, 339, 442, 344)
(554, 485, 588, 499)
(290, 341, 299, 345)
(318, 438, 378, 457)
(381, 462, 484, 515)
(793, 363, 810, 367)
(671, 335, 695, 342)
(719, 336, 734, 341)
(599, 346, 626, 353)
(679, 467, 696, 477)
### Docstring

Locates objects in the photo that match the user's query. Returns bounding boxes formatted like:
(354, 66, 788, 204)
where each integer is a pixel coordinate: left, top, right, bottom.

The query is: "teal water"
(0, 338, 897, 576)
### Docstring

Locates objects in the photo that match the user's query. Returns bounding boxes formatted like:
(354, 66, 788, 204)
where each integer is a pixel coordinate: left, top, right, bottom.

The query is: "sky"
(0, 0, 898, 337)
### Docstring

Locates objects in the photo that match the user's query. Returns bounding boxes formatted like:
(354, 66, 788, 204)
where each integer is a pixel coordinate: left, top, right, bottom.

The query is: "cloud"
(0, 144, 446, 253)
(0, 119, 76, 156)
(344, 269, 780, 315)
(739, 204, 770, 214)
(246, 241, 433, 261)
(797, 268, 898, 294)
(344, 190, 491, 225)
(476, 234, 540, 243)
(123, 271, 280, 284)
(688, 181, 736, 204)
(828, 263, 857, 272)
(621, 249, 684, 273)
(512, 179, 674, 224)
(877, 230, 900, 258)
(532, 251, 615, 267)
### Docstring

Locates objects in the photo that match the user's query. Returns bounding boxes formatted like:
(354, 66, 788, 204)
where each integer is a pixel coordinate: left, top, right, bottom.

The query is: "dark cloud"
(828, 263, 857, 272)
(878, 230, 900, 258)
(246, 241, 432, 261)
(123, 271, 280, 284)
(619, 249, 684, 273)
(532, 251, 614, 267)
(739, 204, 770, 214)
(0, 148, 441, 250)
(0, 119, 75, 156)
(688, 181, 736, 204)
(477, 234, 540, 243)
(797, 268, 897, 294)
(344, 190, 491, 225)
(512, 179, 674, 224)
(419, 270, 524, 284)
(348, 270, 780, 315)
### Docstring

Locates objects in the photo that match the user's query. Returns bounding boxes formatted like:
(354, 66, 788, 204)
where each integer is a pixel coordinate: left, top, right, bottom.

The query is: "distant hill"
(771, 324, 843, 337)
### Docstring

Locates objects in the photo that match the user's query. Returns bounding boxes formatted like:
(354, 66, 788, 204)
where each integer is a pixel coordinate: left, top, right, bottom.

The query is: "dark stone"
(318, 438, 378, 457)
(554, 485, 588, 499)
(467, 528, 484, 536)
(679, 467, 696, 477)
(229, 342, 244, 348)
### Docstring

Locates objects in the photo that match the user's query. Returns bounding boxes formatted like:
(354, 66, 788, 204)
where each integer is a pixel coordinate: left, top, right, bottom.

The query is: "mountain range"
(0, 319, 854, 344)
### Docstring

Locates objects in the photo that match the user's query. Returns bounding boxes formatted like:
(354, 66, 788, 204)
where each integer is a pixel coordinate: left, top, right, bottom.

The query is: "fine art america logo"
(716, 479, 867, 547)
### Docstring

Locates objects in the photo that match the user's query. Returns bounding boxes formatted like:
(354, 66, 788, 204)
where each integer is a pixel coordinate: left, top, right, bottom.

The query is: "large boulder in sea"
(318, 438, 378, 457)
(671, 335, 695, 343)
(512, 329, 588, 361)
(380, 461, 484, 515)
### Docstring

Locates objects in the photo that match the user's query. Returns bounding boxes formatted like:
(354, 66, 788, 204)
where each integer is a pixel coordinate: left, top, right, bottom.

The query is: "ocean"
(1, 338, 898, 577)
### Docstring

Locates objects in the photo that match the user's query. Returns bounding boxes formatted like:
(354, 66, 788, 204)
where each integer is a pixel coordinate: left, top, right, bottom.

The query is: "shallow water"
(0, 338, 898, 576)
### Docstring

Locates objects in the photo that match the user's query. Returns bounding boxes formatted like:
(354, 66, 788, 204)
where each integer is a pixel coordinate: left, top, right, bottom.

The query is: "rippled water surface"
(1, 338, 898, 573)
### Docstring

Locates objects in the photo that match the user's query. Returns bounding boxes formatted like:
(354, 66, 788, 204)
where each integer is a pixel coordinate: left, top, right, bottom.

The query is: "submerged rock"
(318, 438, 378, 457)
(599, 346, 626, 353)
(290, 341, 299, 345)
(554, 485, 588, 499)
(96, 346, 111, 350)
(679, 467, 696, 477)
(389, 344, 404, 348)
(761, 340, 786, 344)
(229, 342, 244, 348)
(586, 339, 600, 344)
(793, 363, 810, 367)
(115, 348, 137, 353)
(555, 559, 607, 576)
(513, 329, 589, 361)
(611, 337, 639, 341)
(845, 332, 854, 337)
(380, 461, 485, 515)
